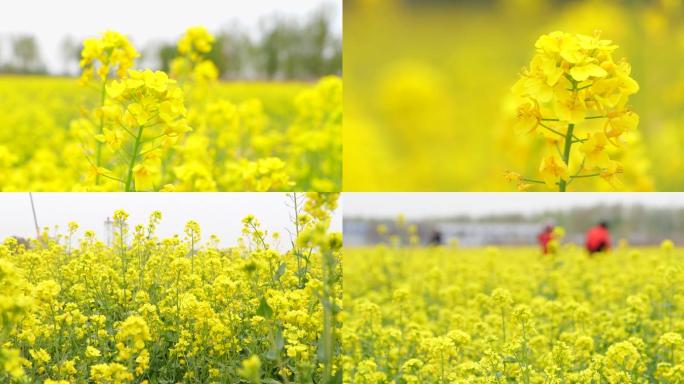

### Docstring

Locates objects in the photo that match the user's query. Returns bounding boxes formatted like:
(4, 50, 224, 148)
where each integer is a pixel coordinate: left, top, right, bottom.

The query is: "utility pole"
(104, 217, 114, 246)
(29, 192, 40, 239)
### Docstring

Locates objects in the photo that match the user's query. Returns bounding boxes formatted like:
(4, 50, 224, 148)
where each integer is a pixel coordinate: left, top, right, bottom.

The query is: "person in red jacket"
(537, 225, 554, 254)
(586, 221, 611, 254)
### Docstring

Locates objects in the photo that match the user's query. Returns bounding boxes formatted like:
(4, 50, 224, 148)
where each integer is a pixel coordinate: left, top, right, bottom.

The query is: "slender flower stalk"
(507, 31, 639, 191)
(95, 81, 107, 185)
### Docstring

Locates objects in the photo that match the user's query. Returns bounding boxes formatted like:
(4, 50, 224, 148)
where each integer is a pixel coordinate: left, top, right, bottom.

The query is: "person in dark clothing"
(586, 221, 611, 254)
(429, 230, 443, 246)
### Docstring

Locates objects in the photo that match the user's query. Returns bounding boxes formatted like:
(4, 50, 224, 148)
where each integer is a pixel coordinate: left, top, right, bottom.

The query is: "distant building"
(105, 217, 114, 246)
(104, 217, 128, 246)
(344, 219, 549, 247)
(434, 222, 540, 247)
(343, 220, 374, 246)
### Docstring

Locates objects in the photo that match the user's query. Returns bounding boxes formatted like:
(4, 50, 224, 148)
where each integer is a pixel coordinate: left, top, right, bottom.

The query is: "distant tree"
(59, 36, 79, 75)
(158, 43, 177, 73)
(278, 23, 300, 79)
(259, 18, 288, 80)
(217, 28, 253, 79)
(303, 9, 331, 77)
(151, 8, 341, 81)
(325, 37, 343, 76)
(12, 35, 44, 73)
(206, 35, 228, 76)
(254, 10, 341, 80)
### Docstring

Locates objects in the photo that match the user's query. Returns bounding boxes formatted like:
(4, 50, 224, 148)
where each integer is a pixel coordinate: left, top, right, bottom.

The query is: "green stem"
(570, 173, 601, 179)
(540, 122, 585, 144)
(565, 158, 587, 186)
(501, 308, 507, 343)
(98, 172, 125, 184)
(119, 223, 127, 311)
(95, 80, 107, 185)
(292, 194, 303, 288)
(124, 125, 145, 192)
(555, 142, 563, 158)
(521, 178, 546, 185)
(558, 123, 575, 192)
(539, 122, 566, 139)
(321, 248, 335, 382)
(522, 321, 530, 384)
(440, 352, 445, 384)
(574, 83, 593, 91)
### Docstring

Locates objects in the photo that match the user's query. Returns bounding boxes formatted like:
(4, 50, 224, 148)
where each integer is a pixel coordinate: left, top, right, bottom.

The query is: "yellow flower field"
(0, 193, 342, 383)
(344, 243, 684, 383)
(0, 28, 341, 192)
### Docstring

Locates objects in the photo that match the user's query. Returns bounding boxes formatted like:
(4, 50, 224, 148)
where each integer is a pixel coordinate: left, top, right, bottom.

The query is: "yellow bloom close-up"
(344, 0, 684, 191)
(510, 30, 639, 191)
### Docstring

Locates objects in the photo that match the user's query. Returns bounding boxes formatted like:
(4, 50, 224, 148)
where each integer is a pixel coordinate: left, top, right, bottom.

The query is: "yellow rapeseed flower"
(509, 31, 639, 191)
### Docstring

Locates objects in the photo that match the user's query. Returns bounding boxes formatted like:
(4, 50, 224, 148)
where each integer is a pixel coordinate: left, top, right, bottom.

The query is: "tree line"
(346, 203, 684, 246)
(0, 8, 341, 80)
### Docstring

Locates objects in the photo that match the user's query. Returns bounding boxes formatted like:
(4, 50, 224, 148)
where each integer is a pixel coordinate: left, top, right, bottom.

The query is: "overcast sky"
(345, 193, 684, 219)
(0, 0, 341, 73)
(0, 193, 342, 248)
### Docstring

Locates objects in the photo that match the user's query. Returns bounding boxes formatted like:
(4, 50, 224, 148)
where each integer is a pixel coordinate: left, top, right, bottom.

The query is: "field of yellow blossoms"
(344, 241, 684, 383)
(0, 193, 342, 383)
(0, 27, 341, 192)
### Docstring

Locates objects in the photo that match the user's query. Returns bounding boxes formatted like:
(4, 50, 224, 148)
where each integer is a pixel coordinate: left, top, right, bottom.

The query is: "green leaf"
(317, 336, 329, 362)
(256, 297, 273, 319)
(274, 327, 284, 350)
(326, 370, 343, 384)
(274, 262, 286, 281)
(266, 327, 284, 360)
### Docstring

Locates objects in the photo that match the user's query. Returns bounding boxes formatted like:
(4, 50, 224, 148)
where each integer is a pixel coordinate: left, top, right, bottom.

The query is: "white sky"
(344, 193, 684, 219)
(0, 193, 342, 248)
(0, 0, 341, 73)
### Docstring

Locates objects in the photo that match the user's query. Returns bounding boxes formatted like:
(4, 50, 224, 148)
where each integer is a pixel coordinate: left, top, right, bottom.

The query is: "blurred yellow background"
(344, 0, 684, 191)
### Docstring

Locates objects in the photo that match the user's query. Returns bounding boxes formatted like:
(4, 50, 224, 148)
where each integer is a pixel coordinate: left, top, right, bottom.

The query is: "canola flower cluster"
(170, 26, 219, 86)
(345, 0, 682, 191)
(91, 69, 190, 191)
(344, 232, 684, 383)
(507, 31, 640, 191)
(0, 27, 341, 192)
(0, 193, 342, 383)
(80, 31, 138, 84)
